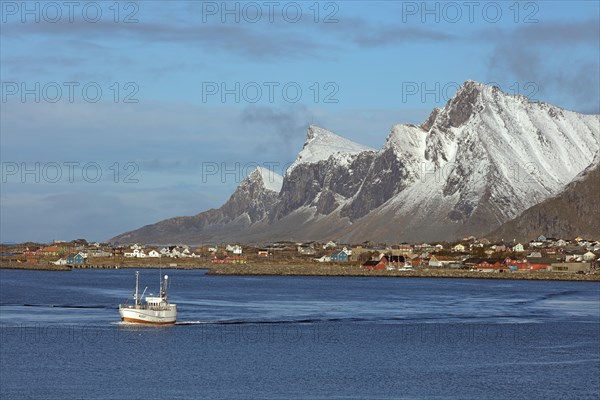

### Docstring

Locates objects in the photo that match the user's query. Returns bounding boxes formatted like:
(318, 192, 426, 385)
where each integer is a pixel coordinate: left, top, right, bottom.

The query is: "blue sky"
(1, 0, 599, 243)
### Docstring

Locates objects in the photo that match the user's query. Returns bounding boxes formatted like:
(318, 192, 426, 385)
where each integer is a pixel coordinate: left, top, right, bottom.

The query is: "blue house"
(329, 247, 351, 262)
(66, 252, 85, 265)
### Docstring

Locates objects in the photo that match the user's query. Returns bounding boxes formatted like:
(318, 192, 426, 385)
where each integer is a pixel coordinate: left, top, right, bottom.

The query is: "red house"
(362, 256, 388, 270)
(505, 258, 529, 270)
(477, 260, 506, 272)
(527, 257, 553, 271)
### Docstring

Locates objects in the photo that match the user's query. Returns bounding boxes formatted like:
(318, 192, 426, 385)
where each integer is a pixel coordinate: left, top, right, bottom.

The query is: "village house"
(476, 259, 506, 272)
(452, 243, 465, 252)
(428, 255, 456, 268)
(362, 256, 388, 270)
(124, 248, 146, 258)
(491, 244, 507, 252)
(429, 255, 442, 268)
(147, 249, 161, 258)
(526, 256, 555, 271)
(505, 257, 530, 271)
(87, 249, 112, 257)
(297, 245, 316, 256)
(529, 240, 544, 248)
(226, 244, 243, 255)
(66, 252, 86, 265)
(396, 244, 414, 254)
(387, 255, 409, 269)
(512, 243, 525, 253)
(38, 246, 60, 256)
(211, 255, 247, 264)
(322, 241, 337, 249)
(414, 243, 435, 253)
(330, 247, 351, 262)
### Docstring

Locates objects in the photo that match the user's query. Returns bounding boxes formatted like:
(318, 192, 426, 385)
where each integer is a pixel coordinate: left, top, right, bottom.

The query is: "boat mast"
(161, 275, 168, 299)
(134, 271, 139, 306)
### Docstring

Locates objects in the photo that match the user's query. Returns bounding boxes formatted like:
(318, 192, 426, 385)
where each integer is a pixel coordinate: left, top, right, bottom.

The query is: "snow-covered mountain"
(287, 125, 375, 173)
(488, 153, 600, 241)
(112, 166, 283, 244)
(111, 81, 599, 244)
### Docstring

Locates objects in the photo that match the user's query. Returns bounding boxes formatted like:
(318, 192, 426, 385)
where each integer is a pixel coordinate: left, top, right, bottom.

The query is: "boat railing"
(119, 303, 176, 311)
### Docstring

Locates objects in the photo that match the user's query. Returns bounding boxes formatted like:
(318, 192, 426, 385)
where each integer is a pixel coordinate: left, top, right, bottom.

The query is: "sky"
(1, 0, 599, 243)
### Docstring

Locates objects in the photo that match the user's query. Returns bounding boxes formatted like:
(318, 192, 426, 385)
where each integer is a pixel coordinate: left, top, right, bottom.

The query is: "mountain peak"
(248, 166, 283, 193)
(111, 83, 599, 244)
(287, 125, 375, 173)
(443, 80, 485, 128)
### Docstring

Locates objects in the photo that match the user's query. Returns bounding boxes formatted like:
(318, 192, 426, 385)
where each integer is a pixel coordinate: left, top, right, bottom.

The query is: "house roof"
(463, 257, 487, 264)
(388, 255, 406, 263)
(362, 260, 383, 267)
(527, 257, 556, 264)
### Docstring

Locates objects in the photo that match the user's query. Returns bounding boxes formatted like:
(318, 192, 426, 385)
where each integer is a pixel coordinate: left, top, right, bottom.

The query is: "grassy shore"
(3, 258, 598, 281)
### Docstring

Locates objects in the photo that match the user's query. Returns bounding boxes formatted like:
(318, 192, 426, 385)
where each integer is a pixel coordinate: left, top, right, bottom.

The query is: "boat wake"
(176, 317, 374, 325)
(1, 303, 116, 310)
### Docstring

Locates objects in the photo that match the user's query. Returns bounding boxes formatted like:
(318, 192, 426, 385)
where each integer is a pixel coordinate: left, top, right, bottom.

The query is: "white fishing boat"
(119, 271, 177, 324)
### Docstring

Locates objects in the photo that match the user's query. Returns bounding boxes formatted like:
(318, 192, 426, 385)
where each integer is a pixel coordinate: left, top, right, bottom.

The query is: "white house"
(583, 251, 596, 261)
(226, 245, 243, 255)
(315, 255, 331, 262)
(124, 249, 146, 258)
(566, 254, 584, 262)
(88, 249, 111, 257)
(52, 258, 68, 265)
(147, 250, 161, 258)
(452, 244, 465, 252)
(323, 241, 337, 249)
(512, 243, 525, 252)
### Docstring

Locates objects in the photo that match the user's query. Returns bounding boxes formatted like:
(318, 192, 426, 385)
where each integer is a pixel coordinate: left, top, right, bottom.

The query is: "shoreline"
(206, 264, 600, 282)
(2, 262, 599, 281)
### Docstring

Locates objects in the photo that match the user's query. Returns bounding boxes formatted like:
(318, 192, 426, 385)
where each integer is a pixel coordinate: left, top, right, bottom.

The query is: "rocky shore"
(207, 263, 600, 281)
(2, 259, 599, 281)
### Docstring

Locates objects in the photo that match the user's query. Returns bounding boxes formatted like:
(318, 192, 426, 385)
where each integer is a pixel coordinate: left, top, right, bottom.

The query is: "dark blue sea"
(1, 269, 599, 399)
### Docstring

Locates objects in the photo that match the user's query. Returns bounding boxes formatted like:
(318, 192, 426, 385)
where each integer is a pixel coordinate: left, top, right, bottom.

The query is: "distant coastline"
(2, 261, 598, 282)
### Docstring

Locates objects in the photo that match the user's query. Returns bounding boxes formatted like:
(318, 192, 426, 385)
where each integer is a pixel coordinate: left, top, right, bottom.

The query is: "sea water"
(1, 269, 599, 399)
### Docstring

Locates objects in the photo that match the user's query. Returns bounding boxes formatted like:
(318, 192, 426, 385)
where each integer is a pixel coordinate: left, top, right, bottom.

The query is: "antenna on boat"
(134, 271, 139, 306)
(162, 275, 169, 299)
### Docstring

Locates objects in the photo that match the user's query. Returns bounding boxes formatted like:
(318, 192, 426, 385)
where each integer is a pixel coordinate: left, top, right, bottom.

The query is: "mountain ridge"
(111, 81, 600, 244)
(488, 155, 600, 241)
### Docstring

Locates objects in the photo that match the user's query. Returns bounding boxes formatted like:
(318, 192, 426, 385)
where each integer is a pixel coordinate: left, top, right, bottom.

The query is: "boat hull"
(119, 305, 177, 325)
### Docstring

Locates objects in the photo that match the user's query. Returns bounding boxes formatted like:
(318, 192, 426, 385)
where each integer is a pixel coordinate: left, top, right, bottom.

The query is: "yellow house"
(452, 243, 465, 252)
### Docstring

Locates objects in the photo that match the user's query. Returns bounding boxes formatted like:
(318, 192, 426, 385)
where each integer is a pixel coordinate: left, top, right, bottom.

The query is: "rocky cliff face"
(112, 81, 600, 244)
(112, 167, 282, 244)
(487, 158, 600, 241)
